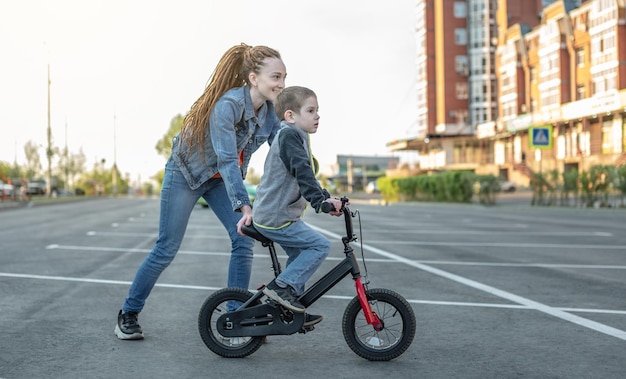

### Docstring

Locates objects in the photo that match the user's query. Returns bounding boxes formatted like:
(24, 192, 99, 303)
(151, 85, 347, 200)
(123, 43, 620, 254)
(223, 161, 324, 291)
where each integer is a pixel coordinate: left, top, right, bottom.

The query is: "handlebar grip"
(321, 202, 335, 213)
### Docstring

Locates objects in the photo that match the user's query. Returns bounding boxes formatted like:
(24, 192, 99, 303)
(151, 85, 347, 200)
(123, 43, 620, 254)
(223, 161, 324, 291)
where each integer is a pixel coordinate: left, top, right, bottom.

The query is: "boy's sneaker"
(115, 310, 144, 340)
(263, 282, 305, 313)
(304, 313, 323, 327)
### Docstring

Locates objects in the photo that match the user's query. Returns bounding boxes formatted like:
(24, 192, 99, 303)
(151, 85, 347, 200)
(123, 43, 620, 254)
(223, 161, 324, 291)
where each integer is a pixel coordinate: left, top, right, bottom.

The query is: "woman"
(115, 43, 286, 340)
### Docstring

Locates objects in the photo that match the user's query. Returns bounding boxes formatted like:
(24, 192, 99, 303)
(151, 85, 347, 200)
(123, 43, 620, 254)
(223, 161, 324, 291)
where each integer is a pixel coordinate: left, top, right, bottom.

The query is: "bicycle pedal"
(298, 325, 315, 334)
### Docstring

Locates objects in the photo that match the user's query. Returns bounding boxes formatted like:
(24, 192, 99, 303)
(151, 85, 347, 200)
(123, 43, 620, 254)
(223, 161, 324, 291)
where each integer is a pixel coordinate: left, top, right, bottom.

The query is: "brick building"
(387, 0, 626, 187)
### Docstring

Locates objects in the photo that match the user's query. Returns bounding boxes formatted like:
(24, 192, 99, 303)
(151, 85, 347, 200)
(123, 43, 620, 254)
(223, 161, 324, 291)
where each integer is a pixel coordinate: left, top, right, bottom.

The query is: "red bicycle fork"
(355, 277, 383, 331)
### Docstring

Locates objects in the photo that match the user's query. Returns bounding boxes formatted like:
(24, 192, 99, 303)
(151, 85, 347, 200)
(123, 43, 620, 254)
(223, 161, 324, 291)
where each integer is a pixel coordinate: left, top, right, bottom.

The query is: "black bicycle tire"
(198, 287, 265, 358)
(342, 288, 416, 361)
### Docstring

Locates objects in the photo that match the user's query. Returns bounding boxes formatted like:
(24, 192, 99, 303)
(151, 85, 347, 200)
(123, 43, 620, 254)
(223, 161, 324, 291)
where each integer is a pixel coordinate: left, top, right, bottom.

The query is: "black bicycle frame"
(237, 197, 383, 332)
(298, 234, 360, 306)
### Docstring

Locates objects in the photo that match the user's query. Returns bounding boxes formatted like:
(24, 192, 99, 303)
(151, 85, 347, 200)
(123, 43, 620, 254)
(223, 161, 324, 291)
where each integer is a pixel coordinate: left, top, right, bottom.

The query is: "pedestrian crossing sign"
(529, 125, 552, 149)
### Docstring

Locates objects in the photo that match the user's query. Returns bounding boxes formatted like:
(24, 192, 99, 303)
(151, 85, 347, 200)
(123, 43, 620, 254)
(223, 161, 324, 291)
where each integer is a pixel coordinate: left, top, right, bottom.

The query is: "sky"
(0, 0, 419, 184)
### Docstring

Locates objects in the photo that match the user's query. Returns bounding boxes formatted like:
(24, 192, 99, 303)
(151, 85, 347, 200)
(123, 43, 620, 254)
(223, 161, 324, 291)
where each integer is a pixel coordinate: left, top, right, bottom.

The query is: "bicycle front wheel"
(342, 288, 416, 361)
(198, 287, 265, 358)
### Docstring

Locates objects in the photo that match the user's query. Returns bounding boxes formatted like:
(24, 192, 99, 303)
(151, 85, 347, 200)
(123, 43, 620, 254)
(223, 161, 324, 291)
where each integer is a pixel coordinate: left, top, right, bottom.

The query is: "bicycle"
(198, 197, 416, 361)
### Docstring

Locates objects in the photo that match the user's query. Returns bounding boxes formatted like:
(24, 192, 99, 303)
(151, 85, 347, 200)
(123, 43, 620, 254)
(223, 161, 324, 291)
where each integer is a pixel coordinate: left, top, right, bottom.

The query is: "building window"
(574, 15, 587, 32)
(455, 55, 468, 75)
(471, 81, 483, 102)
(606, 68, 617, 91)
(456, 82, 468, 99)
(602, 121, 614, 154)
(576, 85, 586, 100)
(471, 54, 484, 75)
(458, 110, 468, 124)
(623, 122, 626, 152)
(454, 2, 466, 18)
(455, 29, 467, 45)
(576, 48, 585, 67)
(593, 76, 604, 94)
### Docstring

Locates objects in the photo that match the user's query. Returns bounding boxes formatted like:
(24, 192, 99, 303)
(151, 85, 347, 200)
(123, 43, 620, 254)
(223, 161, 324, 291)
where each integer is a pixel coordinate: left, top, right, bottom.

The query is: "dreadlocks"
(181, 43, 282, 150)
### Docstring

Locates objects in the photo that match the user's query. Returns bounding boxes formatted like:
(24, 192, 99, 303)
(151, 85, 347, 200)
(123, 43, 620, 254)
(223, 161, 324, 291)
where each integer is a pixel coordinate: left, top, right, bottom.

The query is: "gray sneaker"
(263, 282, 305, 313)
(115, 310, 144, 340)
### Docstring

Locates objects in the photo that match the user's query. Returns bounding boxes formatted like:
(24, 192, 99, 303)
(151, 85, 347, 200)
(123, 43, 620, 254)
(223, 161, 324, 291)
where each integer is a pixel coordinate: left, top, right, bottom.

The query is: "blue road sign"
(529, 125, 552, 149)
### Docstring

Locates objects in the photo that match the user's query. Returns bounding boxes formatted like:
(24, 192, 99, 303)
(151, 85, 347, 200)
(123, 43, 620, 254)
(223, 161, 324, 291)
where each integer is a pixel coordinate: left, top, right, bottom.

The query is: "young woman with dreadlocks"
(115, 44, 286, 340)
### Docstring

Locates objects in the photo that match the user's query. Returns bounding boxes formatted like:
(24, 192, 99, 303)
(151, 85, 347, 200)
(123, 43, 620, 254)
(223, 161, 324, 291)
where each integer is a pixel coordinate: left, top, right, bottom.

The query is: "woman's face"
(249, 57, 286, 104)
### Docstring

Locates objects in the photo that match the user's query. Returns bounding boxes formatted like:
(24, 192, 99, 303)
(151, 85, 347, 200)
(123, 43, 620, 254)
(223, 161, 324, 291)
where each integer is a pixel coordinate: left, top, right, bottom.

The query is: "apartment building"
(388, 0, 626, 186)
(411, 0, 475, 172)
(491, 0, 625, 185)
(388, 0, 544, 172)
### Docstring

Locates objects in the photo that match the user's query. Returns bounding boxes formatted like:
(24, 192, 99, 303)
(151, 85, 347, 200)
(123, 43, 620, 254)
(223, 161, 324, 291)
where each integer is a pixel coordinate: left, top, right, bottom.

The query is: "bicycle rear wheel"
(198, 287, 265, 358)
(342, 288, 416, 361)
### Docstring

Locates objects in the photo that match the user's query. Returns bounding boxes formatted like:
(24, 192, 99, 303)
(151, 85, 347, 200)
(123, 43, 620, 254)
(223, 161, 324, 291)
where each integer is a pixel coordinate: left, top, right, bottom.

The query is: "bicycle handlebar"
(320, 201, 335, 213)
(341, 197, 354, 241)
(320, 196, 351, 213)
(321, 196, 354, 241)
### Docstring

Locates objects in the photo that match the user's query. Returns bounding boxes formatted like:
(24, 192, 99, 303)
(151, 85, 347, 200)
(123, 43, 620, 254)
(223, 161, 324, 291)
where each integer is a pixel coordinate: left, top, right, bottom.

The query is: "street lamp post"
(113, 114, 118, 197)
(46, 64, 52, 197)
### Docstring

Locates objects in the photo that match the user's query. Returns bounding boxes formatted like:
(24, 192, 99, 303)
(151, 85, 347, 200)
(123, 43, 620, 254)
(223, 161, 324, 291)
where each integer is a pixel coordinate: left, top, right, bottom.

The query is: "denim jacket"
(171, 85, 281, 210)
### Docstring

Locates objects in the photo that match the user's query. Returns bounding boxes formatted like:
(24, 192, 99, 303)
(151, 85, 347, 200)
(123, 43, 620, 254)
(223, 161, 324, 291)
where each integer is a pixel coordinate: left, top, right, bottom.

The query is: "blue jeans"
(122, 165, 254, 313)
(257, 220, 330, 296)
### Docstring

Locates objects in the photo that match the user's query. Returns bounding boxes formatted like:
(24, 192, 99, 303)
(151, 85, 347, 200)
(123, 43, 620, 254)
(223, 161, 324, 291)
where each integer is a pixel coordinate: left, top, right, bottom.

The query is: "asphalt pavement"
(1, 195, 624, 378)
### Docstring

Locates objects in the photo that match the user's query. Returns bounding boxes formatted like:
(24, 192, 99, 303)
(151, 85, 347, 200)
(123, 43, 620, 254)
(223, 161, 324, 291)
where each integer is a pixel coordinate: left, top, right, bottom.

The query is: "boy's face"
(290, 96, 320, 134)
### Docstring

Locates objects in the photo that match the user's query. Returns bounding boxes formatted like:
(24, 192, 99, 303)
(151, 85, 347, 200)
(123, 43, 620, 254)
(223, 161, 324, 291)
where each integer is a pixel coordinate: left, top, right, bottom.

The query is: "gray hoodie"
(252, 122, 329, 229)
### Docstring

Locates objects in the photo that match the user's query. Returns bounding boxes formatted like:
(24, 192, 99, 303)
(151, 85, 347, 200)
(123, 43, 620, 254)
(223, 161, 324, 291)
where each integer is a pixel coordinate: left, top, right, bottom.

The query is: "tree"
(23, 140, 42, 179)
(155, 114, 184, 161)
(151, 114, 184, 190)
(0, 161, 12, 180)
(75, 158, 126, 196)
(56, 147, 86, 191)
(246, 167, 260, 185)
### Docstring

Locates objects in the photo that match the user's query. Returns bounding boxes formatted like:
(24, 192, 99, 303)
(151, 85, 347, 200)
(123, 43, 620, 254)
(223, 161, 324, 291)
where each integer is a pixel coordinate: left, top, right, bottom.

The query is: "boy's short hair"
(275, 86, 317, 121)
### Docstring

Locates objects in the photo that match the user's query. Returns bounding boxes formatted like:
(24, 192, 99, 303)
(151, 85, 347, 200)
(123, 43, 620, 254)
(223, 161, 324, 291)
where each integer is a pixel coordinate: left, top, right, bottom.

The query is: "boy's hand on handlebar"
(324, 197, 346, 217)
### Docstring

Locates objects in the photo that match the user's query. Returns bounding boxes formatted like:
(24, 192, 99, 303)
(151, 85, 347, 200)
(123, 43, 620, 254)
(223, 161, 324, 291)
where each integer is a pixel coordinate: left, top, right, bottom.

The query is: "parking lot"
(1, 197, 625, 378)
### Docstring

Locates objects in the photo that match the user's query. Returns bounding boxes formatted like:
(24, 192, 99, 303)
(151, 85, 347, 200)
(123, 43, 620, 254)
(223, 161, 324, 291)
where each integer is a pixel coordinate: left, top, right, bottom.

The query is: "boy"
(251, 86, 343, 322)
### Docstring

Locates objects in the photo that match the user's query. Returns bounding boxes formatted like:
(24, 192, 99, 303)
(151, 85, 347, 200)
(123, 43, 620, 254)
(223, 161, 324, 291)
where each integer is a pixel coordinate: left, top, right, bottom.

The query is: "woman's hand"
(237, 204, 253, 235)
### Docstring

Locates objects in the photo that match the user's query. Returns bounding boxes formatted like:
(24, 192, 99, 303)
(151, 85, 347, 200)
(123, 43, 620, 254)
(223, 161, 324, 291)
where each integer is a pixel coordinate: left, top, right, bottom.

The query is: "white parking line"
(362, 240, 625, 249)
(365, 230, 612, 236)
(1, 272, 625, 316)
(309, 224, 626, 341)
(86, 231, 233, 239)
(420, 261, 626, 270)
(46, 244, 230, 257)
(45, 244, 626, 269)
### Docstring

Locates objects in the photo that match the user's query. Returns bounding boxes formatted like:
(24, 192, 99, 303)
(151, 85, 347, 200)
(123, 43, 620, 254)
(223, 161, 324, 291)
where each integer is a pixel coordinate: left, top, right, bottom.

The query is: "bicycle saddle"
(241, 223, 272, 244)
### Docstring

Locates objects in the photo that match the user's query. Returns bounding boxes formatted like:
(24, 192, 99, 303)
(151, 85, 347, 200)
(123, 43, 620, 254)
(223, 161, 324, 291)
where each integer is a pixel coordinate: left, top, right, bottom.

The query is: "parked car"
(497, 179, 516, 193)
(365, 180, 379, 194)
(0, 180, 15, 197)
(197, 181, 257, 208)
(26, 179, 47, 195)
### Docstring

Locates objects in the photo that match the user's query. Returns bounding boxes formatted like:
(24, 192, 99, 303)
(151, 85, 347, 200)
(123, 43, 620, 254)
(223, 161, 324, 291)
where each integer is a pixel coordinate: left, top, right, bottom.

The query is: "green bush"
(378, 171, 479, 204)
(475, 174, 499, 205)
(378, 176, 399, 202)
(617, 165, 626, 207)
(561, 169, 579, 206)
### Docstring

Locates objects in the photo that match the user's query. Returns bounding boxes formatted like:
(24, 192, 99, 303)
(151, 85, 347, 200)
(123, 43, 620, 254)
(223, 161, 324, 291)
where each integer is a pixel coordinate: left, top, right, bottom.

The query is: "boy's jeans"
(122, 166, 254, 313)
(257, 220, 330, 296)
